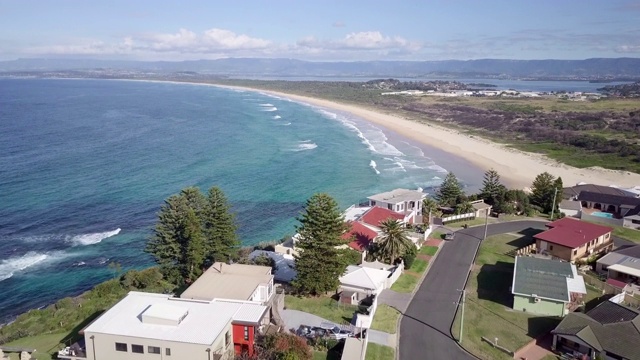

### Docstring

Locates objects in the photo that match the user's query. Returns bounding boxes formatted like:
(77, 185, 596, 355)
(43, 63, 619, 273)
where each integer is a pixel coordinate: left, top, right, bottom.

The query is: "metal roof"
(339, 265, 390, 291)
(180, 263, 272, 301)
(512, 257, 577, 302)
(598, 246, 640, 269)
(534, 218, 612, 249)
(84, 292, 266, 345)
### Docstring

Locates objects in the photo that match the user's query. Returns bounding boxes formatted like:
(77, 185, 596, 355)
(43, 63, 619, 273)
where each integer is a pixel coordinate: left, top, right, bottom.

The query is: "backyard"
(451, 230, 564, 360)
(370, 304, 401, 334)
(285, 294, 358, 325)
(3, 333, 67, 360)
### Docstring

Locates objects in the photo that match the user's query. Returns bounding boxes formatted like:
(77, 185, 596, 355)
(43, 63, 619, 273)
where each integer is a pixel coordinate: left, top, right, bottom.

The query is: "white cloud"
(615, 44, 640, 53)
(297, 31, 420, 51)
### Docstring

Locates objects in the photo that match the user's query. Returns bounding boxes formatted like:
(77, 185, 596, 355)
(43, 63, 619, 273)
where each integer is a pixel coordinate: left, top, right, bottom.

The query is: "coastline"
(212, 83, 640, 189)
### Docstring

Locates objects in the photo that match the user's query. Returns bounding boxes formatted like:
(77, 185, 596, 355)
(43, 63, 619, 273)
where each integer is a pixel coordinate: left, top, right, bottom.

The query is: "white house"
(367, 188, 426, 224)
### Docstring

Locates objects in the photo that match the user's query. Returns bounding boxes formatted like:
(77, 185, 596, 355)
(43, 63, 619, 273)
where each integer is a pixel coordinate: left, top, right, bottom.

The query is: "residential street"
(398, 220, 548, 360)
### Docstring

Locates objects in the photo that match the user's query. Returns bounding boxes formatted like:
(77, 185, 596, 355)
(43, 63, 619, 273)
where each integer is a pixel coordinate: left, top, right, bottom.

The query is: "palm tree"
(422, 197, 439, 224)
(376, 219, 414, 264)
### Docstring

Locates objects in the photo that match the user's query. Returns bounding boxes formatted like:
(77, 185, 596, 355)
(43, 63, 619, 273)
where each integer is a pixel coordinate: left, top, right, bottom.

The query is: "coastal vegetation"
(210, 79, 640, 173)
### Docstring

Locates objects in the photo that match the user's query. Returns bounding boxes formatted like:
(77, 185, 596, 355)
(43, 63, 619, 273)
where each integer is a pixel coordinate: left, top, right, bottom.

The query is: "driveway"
(281, 309, 396, 348)
(378, 289, 412, 313)
(399, 220, 548, 360)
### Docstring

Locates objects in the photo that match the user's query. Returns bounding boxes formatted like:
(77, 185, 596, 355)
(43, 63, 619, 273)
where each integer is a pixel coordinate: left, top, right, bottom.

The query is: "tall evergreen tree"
(435, 172, 463, 207)
(203, 186, 239, 263)
(422, 197, 439, 224)
(375, 219, 414, 264)
(146, 186, 239, 285)
(530, 172, 556, 213)
(479, 169, 506, 206)
(292, 193, 347, 295)
(552, 177, 564, 217)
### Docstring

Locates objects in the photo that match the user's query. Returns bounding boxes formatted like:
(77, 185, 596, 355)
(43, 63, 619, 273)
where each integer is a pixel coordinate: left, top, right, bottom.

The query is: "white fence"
(441, 212, 475, 223)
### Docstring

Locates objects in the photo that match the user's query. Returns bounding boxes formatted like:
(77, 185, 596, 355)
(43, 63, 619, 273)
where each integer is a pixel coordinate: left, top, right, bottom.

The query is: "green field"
(284, 294, 357, 325)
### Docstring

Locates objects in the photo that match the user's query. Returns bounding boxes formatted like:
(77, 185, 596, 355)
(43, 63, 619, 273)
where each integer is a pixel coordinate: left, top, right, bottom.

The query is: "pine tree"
(375, 219, 414, 264)
(552, 177, 564, 218)
(183, 208, 205, 282)
(435, 172, 463, 207)
(292, 193, 347, 295)
(479, 169, 506, 206)
(146, 194, 188, 282)
(530, 172, 556, 213)
(203, 186, 239, 264)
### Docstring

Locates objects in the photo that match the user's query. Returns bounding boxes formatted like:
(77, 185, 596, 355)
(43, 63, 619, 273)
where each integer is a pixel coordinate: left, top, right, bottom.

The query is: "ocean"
(0, 78, 485, 322)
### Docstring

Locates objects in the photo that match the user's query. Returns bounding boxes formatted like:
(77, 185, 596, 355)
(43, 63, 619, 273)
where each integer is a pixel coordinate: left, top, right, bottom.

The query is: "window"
(165, 348, 171, 356)
(573, 249, 577, 255)
(244, 326, 249, 341)
(225, 330, 231, 347)
(132, 344, 144, 354)
(549, 245, 553, 251)
(148, 346, 160, 354)
(115, 343, 128, 352)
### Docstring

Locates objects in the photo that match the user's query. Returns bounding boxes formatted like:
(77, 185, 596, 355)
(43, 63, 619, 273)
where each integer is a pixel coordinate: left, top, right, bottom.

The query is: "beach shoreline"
(211, 83, 640, 190)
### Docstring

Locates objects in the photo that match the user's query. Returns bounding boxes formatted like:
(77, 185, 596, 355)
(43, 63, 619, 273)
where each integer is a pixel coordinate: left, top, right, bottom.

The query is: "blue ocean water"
(0, 78, 480, 322)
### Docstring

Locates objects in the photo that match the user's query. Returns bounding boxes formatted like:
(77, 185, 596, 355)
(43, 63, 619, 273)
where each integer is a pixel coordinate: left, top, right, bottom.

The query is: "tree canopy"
(479, 169, 506, 206)
(146, 186, 240, 285)
(292, 193, 348, 295)
(530, 172, 562, 214)
(435, 172, 463, 207)
(374, 218, 414, 264)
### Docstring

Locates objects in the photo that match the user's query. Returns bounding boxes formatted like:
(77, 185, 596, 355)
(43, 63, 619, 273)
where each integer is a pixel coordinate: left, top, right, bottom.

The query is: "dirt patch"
(424, 238, 443, 247)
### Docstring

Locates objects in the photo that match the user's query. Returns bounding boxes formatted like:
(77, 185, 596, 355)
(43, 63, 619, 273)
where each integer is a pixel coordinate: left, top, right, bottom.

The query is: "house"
(360, 206, 406, 228)
(338, 264, 402, 304)
(180, 263, 275, 326)
(73, 291, 267, 360)
(596, 245, 640, 293)
(563, 183, 637, 200)
(578, 191, 640, 229)
(367, 188, 425, 224)
(511, 256, 586, 317)
(341, 221, 379, 259)
(248, 250, 296, 283)
(534, 218, 614, 262)
(551, 300, 640, 360)
(559, 200, 582, 218)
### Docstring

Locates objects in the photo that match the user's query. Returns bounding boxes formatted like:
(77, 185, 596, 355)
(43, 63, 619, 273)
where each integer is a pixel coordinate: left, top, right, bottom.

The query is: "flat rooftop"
(367, 188, 425, 204)
(84, 292, 266, 345)
(180, 262, 273, 301)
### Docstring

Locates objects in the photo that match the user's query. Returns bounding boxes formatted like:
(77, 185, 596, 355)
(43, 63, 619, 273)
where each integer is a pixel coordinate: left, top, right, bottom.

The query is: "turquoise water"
(591, 211, 615, 219)
(0, 78, 484, 321)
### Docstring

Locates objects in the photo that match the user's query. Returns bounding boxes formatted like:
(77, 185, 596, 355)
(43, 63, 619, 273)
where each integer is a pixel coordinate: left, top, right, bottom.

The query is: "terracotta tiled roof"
(342, 221, 378, 252)
(534, 218, 613, 249)
(360, 206, 404, 227)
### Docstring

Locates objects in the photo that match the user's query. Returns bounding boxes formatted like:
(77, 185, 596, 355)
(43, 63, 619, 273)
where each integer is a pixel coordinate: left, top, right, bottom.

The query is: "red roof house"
(342, 221, 378, 252)
(534, 218, 614, 262)
(360, 206, 404, 228)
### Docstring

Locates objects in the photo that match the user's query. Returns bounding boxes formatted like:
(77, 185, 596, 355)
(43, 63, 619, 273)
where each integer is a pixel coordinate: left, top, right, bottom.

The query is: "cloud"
(297, 31, 420, 51)
(615, 45, 640, 53)
(332, 21, 346, 28)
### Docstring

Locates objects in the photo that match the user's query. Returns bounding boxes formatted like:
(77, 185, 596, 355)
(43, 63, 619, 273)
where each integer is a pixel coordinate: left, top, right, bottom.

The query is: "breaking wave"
(262, 107, 278, 112)
(0, 252, 51, 281)
(273, 115, 282, 119)
(369, 160, 380, 175)
(70, 228, 121, 246)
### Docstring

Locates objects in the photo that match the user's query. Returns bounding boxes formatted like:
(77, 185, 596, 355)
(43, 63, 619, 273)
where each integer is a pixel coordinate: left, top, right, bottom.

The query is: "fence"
(480, 336, 514, 357)
(441, 212, 475, 223)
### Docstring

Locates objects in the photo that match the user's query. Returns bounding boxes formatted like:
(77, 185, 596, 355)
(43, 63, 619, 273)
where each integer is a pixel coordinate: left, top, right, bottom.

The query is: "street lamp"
(454, 289, 466, 344)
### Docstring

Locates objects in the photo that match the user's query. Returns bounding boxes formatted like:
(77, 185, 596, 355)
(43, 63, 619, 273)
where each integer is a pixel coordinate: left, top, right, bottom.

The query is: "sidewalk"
(281, 309, 396, 348)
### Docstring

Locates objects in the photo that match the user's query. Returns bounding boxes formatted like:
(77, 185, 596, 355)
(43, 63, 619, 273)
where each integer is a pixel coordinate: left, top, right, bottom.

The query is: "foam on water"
(273, 115, 282, 119)
(0, 252, 49, 281)
(280, 122, 291, 126)
(69, 228, 121, 246)
(292, 142, 318, 151)
(259, 103, 274, 107)
(262, 107, 278, 112)
(369, 160, 380, 175)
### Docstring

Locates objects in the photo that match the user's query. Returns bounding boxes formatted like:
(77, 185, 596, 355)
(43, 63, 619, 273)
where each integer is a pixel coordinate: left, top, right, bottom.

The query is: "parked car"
(326, 326, 353, 340)
(444, 232, 455, 241)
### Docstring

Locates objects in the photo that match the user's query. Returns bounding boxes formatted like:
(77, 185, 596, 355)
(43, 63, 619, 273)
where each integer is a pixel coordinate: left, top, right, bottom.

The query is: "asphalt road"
(399, 220, 549, 360)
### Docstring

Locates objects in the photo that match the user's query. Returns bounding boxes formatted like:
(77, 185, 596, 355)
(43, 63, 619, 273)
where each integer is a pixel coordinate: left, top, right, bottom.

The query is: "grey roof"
(559, 200, 582, 211)
(597, 245, 640, 269)
(577, 191, 640, 208)
(553, 301, 640, 360)
(563, 184, 636, 200)
(512, 257, 574, 302)
(367, 188, 425, 204)
(625, 205, 640, 218)
(471, 201, 492, 210)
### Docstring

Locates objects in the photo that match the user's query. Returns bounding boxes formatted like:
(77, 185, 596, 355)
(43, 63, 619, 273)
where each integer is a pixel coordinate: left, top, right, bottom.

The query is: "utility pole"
(483, 210, 489, 240)
(550, 187, 559, 220)
(456, 289, 466, 344)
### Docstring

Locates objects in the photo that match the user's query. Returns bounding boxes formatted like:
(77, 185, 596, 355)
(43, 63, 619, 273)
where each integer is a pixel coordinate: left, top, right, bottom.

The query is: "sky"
(1, 0, 639, 62)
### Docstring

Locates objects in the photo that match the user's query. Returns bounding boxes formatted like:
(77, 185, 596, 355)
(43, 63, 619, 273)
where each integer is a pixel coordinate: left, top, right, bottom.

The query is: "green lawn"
(285, 294, 357, 325)
(429, 229, 446, 239)
(370, 304, 401, 334)
(3, 332, 69, 360)
(447, 217, 496, 229)
(410, 259, 429, 274)
(582, 220, 640, 243)
(419, 246, 438, 256)
(390, 273, 419, 293)
(452, 233, 560, 360)
(365, 343, 395, 360)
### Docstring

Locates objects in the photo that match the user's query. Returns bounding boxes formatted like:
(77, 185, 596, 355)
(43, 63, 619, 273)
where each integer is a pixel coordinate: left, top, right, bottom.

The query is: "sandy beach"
(214, 84, 640, 190)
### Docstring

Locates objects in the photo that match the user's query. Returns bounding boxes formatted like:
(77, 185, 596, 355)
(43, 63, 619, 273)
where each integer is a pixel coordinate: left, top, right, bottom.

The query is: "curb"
(395, 238, 444, 360)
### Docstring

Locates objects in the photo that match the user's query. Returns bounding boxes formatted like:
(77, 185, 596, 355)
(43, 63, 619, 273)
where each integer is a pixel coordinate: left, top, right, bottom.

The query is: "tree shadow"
(476, 262, 514, 307)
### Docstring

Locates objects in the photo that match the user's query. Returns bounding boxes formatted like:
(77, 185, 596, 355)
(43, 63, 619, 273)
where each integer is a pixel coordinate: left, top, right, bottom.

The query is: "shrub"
(403, 247, 417, 269)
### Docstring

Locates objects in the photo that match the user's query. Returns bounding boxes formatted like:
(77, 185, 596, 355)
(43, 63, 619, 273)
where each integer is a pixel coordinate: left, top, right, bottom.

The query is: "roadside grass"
(370, 304, 401, 334)
(284, 294, 357, 325)
(410, 259, 429, 274)
(452, 233, 560, 360)
(365, 343, 395, 360)
(4, 333, 68, 360)
(419, 246, 438, 256)
(390, 274, 419, 293)
(429, 229, 446, 239)
(447, 217, 496, 229)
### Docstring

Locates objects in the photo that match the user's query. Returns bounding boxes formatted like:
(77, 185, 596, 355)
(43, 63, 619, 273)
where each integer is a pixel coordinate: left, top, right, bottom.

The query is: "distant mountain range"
(2, 57, 640, 79)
